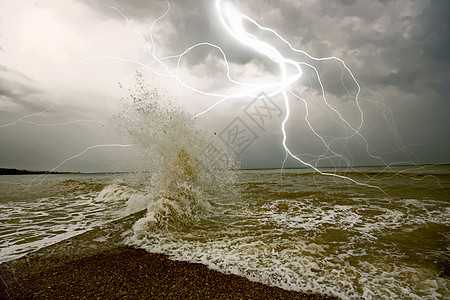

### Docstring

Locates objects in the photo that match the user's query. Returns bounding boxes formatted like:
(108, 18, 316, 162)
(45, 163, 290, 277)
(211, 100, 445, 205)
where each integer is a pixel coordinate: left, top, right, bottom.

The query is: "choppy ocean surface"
(1, 167, 448, 299)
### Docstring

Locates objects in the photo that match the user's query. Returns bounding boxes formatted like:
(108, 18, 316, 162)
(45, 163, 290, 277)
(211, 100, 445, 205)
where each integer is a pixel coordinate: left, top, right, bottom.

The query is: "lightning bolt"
(208, 1, 387, 190)
(2, 0, 436, 192)
(18, 119, 105, 127)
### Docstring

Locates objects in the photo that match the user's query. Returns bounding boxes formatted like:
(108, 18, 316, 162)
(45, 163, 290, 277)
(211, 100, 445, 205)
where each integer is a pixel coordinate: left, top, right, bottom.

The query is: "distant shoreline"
(2, 163, 448, 175)
(0, 168, 81, 175)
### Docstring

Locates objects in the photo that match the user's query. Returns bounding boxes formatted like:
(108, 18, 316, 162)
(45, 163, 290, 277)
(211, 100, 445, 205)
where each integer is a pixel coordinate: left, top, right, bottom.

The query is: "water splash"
(114, 73, 238, 234)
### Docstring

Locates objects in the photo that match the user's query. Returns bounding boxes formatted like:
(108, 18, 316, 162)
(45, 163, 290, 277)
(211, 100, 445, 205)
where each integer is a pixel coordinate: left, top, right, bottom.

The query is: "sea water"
(1, 82, 449, 299)
(0, 168, 448, 299)
(0, 174, 127, 262)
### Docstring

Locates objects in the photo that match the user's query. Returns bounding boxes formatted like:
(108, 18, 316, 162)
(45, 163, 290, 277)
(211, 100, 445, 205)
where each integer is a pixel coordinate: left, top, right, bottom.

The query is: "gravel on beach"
(1, 245, 337, 299)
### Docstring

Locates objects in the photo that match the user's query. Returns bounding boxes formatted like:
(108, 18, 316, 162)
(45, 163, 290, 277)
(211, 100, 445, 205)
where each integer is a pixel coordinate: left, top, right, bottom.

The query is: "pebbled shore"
(1, 211, 337, 299)
(1, 245, 337, 299)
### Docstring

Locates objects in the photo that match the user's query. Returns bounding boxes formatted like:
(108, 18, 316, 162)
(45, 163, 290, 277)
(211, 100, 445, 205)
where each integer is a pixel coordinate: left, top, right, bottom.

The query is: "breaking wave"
(110, 74, 238, 235)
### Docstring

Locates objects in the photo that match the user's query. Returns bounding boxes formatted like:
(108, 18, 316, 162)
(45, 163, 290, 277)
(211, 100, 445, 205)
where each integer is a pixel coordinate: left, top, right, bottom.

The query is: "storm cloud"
(0, 0, 448, 171)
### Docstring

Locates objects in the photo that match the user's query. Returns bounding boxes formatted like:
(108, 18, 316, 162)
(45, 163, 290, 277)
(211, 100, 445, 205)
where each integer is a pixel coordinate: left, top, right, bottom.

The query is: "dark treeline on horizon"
(0, 168, 80, 175)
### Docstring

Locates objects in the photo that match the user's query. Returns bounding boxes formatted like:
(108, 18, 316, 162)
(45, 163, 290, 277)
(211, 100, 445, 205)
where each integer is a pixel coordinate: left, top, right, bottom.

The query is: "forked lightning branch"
(3, 0, 403, 192)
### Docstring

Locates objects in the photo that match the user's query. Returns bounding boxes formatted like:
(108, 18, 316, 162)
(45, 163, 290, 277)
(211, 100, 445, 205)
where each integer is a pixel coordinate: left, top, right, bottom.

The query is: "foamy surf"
(0, 176, 129, 263)
(110, 79, 449, 299)
(1, 168, 448, 299)
(1, 79, 448, 299)
(125, 169, 449, 299)
(114, 76, 238, 236)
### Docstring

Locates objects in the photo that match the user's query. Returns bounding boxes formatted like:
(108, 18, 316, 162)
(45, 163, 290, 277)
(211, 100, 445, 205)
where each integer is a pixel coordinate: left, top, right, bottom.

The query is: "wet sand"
(1, 245, 337, 299)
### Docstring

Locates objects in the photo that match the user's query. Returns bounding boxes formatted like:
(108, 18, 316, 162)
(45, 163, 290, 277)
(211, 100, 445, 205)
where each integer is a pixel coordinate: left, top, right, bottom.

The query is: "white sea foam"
(1, 168, 448, 299)
(3, 78, 445, 299)
(0, 177, 127, 262)
(115, 77, 238, 233)
(124, 166, 449, 299)
(95, 181, 151, 215)
(126, 190, 448, 299)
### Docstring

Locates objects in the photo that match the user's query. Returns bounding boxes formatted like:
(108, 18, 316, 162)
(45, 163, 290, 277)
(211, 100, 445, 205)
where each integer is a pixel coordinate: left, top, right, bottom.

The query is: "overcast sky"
(0, 0, 449, 172)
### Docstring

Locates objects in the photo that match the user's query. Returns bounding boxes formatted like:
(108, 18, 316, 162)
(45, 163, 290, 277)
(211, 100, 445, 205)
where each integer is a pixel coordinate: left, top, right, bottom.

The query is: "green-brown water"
(1, 166, 448, 299)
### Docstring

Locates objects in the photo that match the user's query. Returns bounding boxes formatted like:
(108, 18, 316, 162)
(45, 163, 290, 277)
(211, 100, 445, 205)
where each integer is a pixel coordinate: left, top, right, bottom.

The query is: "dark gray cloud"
(0, 63, 120, 172)
(1, 0, 448, 171)
(420, 0, 450, 102)
(0, 65, 46, 112)
(75, 0, 449, 94)
(421, 0, 450, 64)
(80, 0, 275, 67)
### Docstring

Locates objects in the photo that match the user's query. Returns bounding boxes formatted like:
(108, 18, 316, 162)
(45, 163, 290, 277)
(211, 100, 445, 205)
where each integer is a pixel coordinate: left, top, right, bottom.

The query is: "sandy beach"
(1, 245, 337, 299)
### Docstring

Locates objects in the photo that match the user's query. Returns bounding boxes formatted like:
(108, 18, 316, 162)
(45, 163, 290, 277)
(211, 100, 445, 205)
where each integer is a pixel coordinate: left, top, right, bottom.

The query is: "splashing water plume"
(1, 2, 448, 299)
(1, 0, 433, 193)
(95, 0, 413, 192)
(115, 74, 238, 234)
